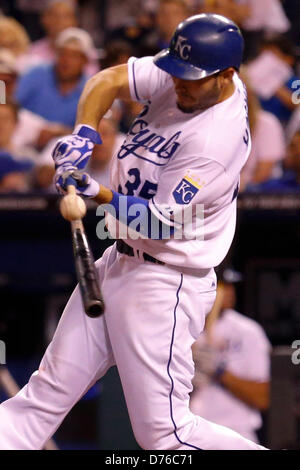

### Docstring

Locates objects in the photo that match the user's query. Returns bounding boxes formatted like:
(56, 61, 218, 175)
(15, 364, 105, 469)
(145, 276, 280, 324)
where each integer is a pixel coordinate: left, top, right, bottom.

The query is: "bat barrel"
(71, 223, 105, 318)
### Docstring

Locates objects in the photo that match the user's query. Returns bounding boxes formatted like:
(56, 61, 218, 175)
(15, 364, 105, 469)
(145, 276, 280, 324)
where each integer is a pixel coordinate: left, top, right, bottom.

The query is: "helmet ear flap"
(153, 13, 244, 81)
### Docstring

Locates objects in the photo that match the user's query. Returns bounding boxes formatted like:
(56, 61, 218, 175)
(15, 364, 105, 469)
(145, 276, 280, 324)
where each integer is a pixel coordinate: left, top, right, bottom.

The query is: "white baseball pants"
(0, 244, 266, 450)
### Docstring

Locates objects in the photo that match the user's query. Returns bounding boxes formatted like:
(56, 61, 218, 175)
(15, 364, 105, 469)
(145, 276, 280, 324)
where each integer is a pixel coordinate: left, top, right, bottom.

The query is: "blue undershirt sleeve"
(105, 191, 175, 239)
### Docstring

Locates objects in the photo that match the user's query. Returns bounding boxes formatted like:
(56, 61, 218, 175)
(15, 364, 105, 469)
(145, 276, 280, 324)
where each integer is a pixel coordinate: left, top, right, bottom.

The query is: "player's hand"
(192, 341, 226, 381)
(52, 124, 102, 172)
(192, 370, 211, 389)
(55, 168, 100, 198)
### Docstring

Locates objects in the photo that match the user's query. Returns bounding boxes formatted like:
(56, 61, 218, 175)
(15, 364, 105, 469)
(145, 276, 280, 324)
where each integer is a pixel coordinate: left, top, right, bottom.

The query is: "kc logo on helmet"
(174, 35, 192, 60)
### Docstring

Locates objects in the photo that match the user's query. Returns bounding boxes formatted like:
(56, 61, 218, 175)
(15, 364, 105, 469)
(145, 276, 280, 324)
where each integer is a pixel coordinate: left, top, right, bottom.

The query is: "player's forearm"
(219, 371, 270, 410)
(76, 65, 129, 130)
(93, 185, 113, 205)
(92, 187, 174, 239)
(275, 86, 297, 111)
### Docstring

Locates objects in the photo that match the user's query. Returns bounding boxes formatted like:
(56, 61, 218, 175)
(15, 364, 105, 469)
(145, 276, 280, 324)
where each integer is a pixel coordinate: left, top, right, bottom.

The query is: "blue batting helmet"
(153, 14, 244, 80)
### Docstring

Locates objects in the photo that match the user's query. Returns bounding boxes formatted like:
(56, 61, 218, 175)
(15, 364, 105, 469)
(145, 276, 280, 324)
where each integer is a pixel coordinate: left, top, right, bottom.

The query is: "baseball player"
(0, 14, 267, 450)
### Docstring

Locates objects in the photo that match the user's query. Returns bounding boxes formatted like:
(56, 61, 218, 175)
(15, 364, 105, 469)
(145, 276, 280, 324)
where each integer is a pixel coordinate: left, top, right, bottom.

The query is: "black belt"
(116, 240, 164, 265)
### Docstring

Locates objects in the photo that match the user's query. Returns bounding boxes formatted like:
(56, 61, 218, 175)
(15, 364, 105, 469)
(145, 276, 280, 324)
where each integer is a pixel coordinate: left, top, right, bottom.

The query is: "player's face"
(56, 45, 87, 81)
(221, 284, 236, 310)
(172, 69, 233, 113)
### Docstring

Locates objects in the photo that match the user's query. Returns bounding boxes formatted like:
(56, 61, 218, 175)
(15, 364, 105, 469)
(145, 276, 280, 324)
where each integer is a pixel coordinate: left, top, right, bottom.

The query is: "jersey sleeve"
(127, 56, 171, 103)
(149, 155, 231, 229)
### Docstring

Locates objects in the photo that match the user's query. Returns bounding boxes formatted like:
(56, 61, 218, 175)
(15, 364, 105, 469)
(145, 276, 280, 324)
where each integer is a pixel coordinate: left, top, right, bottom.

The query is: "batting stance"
(0, 14, 266, 450)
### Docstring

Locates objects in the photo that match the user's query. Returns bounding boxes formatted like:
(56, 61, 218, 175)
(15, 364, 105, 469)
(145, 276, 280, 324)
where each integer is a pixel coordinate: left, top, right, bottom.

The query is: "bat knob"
(60, 192, 87, 221)
(85, 300, 105, 318)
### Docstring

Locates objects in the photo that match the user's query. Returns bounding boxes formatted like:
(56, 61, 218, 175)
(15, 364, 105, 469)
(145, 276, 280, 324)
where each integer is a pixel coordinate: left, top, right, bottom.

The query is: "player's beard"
(176, 79, 221, 114)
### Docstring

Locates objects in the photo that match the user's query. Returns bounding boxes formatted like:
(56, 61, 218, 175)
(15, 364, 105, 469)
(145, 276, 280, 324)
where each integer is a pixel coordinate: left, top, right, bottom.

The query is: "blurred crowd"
(0, 0, 299, 194)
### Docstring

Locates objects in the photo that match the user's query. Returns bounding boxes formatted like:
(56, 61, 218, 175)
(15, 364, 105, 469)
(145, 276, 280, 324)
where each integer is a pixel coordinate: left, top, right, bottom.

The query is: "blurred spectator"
(100, 41, 133, 70)
(87, 117, 126, 187)
(0, 49, 18, 99)
(241, 0, 290, 61)
(198, 0, 250, 27)
(0, 153, 32, 193)
(246, 36, 298, 125)
(241, 0, 290, 35)
(0, 101, 33, 192)
(107, 10, 155, 57)
(15, 28, 92, 128)
(1, 1, 47, 41)
(197, 1, 290, 61)
(0, 16, 30, 56)
(0, 16, 32, 73)
(0, 48, 71, 158)
(31, 164, 55, 193)
(0, 101, 21, 154)
(76, 0, 104, 47)
(29, 1, 77, 63)
(143, 0, 191, 54)
(104, 0, 145, 32)
(240, 72, 286, 190)
(99, 40, 143, 133)
(286, 107, 300, 142)
(27, 1, 99, 75)
(190, 270, 271, 443)
(155, 0, 190, 47)
(247, 130, 300, 192)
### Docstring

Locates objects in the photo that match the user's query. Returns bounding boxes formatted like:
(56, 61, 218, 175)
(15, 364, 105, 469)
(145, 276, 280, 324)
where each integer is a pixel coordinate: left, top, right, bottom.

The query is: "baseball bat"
(60, 178, 105, 318)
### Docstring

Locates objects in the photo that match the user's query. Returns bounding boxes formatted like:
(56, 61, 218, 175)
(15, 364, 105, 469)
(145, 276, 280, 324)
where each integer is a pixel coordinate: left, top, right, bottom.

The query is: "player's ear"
(219, 68, 235, 86)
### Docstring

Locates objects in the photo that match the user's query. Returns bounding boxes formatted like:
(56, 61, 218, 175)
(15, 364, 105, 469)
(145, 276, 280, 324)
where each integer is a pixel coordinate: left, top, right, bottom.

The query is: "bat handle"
(66, 176, 77, 196)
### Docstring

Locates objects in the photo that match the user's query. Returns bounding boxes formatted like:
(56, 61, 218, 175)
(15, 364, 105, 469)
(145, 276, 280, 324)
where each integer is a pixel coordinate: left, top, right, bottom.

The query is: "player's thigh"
(102, 258, 215, 441)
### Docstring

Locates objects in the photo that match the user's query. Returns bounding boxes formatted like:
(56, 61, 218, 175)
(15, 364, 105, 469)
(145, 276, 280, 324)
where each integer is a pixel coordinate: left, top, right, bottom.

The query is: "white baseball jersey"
(107, 56, 251, 269)
(190, 309, 271, 440)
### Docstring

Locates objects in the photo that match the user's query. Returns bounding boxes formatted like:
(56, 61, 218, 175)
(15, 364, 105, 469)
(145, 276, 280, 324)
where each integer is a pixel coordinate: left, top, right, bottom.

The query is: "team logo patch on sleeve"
(173, 172, 205, 205)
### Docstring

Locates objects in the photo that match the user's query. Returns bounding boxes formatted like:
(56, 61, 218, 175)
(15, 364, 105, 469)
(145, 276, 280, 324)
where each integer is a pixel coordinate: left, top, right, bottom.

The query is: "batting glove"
(52, 124, 102, 172)
(55, 168, 100, 198)
(193, 341, 226, 382)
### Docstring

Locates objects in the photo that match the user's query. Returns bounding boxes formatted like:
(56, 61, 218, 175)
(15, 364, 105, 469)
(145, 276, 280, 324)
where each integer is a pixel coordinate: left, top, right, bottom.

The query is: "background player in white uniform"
(0, 14, 267, 450)
(190, 269, 271, 443)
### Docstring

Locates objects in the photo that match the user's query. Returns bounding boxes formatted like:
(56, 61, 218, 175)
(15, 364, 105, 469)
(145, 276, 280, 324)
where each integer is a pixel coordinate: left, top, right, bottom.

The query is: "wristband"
(73, 124, 102, 145)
